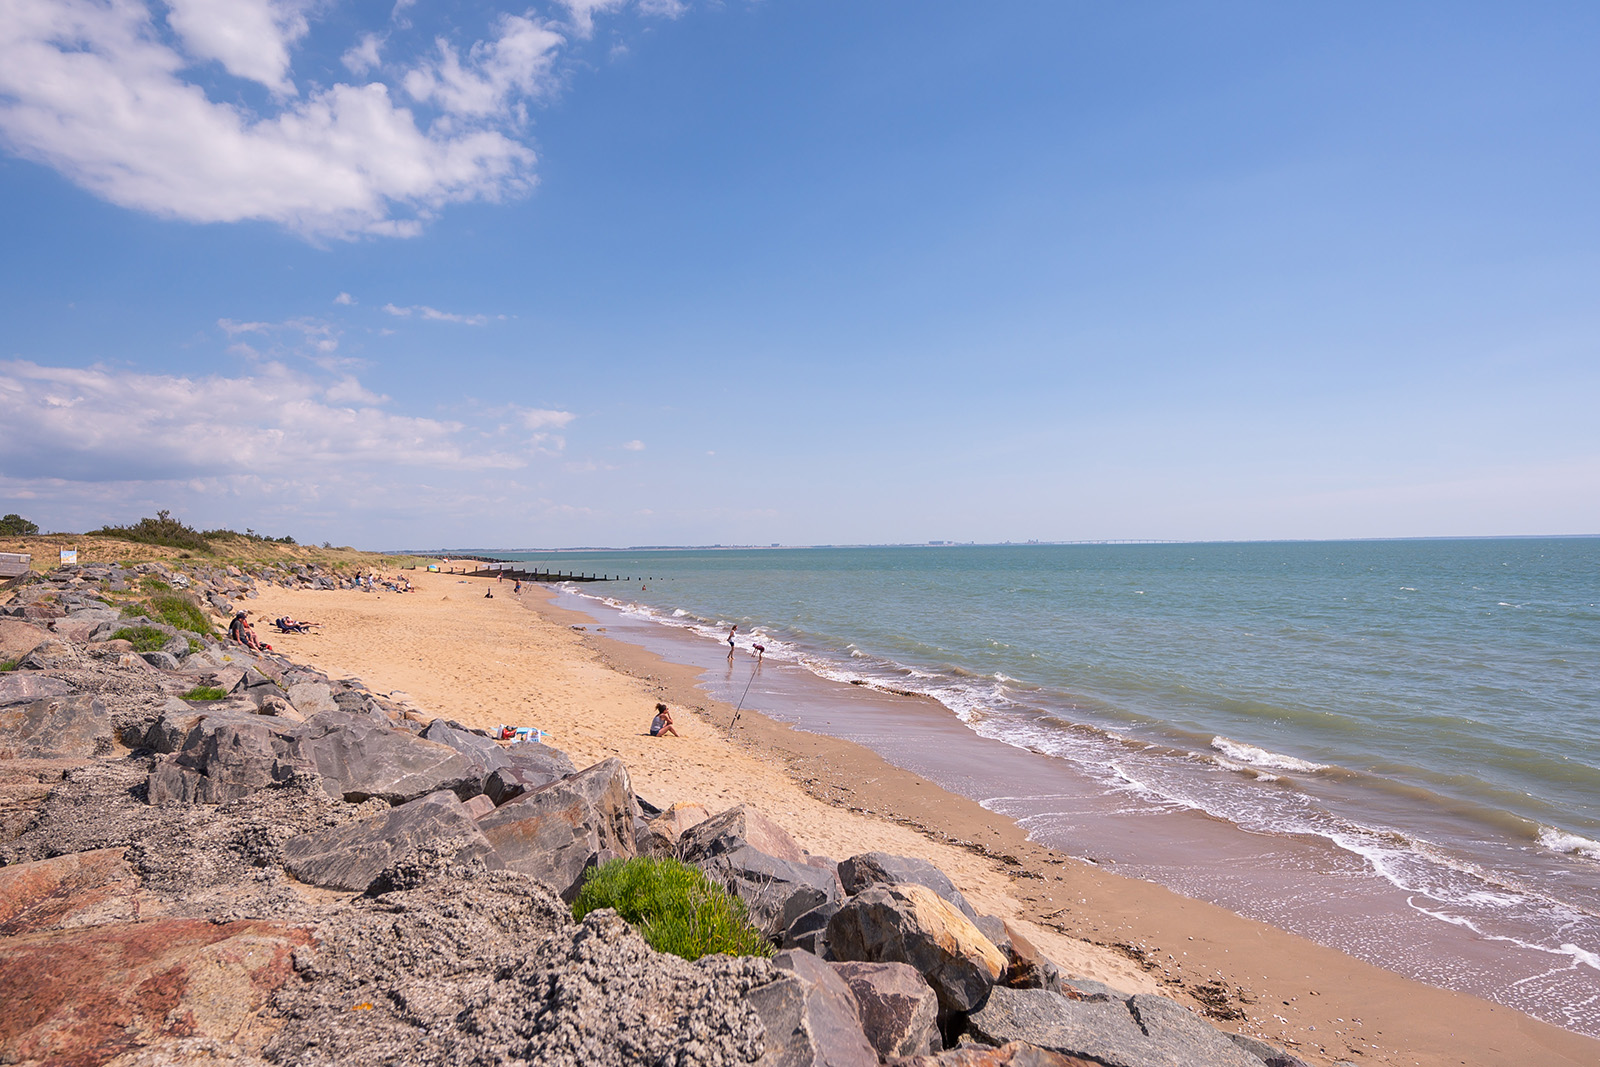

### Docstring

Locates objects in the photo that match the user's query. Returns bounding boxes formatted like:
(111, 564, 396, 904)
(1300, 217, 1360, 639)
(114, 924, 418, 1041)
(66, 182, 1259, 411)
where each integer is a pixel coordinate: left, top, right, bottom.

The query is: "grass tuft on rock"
(148, 593, 213, 636)
(572, 857, 773, 961)
(111, 626, 169, 653)
(0, 659, 16, 672)
(182, 685, 228, 701)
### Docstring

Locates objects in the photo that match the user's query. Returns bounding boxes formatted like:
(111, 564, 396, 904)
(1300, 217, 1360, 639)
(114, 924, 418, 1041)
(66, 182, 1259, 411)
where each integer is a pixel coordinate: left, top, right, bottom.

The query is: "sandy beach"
(244, 569, 1600, 1067)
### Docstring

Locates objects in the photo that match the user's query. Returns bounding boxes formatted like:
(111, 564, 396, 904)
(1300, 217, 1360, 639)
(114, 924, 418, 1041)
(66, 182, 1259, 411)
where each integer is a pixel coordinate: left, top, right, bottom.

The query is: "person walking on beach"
(513, 579, 521, 594)
(649, 703, 679, 737)
(727, 624, 737, 661)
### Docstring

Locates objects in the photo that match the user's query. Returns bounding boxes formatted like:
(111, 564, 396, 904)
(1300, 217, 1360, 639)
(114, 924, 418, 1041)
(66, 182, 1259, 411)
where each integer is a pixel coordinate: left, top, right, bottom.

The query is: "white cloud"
(0, 359, 538, 486)
(558, 0, 629, 39)
(622, 439, 644, 451)
(521, 408, 576, 431)
(341, 31, 384, 76)
(383, 302, 493, 325)
(165, 0, 308, 95)
(0, 0, 563, 238)
(403, 14, 564, 118)
(333, 291, 354, 305)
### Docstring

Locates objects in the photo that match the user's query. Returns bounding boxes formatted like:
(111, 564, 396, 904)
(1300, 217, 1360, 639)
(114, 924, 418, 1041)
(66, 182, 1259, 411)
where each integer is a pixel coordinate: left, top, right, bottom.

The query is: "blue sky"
(2, 1, 1597, 549)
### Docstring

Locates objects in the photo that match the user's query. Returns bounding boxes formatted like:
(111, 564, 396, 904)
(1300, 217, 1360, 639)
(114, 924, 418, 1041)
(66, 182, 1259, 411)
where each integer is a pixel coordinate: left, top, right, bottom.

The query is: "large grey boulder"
(147, 717, 297, 804)
(286, 711, 482, 804)
(832, 960, 941, 1059)
(696, 844, 841, 940)
(963, 987, 1264, 1067)
(828, 883, 1006, 1015)
(16, 639, 85, 670)
(0, 674, 75, 708)
(839, 851, 978, 919)
(282, 790, 496, 891)
(0, 694, 114, 759)
(147, 710, 482, 806)
(782, 901, 840, 956)
(286, 680, 339, 716)
(748, 949, 878, 1067)
(421, 719, 510, 773)
(476, 757, 638, 900)
(892, 1041, 1094, 1066)
(482, 743, 578, 805)
(679, 803, 807, 864)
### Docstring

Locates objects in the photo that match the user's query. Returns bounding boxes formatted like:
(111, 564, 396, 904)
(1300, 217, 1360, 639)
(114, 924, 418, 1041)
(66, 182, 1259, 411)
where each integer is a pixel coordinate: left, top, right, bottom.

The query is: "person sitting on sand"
(484, 589, 494, 598)
(649, 703, 679, 738)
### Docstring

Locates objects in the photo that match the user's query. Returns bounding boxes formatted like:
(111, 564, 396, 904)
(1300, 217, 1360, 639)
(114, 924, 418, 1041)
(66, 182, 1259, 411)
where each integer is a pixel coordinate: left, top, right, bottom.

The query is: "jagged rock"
(696, 842, 842, 940)
(282, 790, 496, 891)
(833, 960, 941, 1058)
(892, 1040, 1097, 1067)
(0, 918, 312, 1066)
(0, 619, 50, 661)
(421, 718, 513, 776)
(1226, 1032, 1315, 1067)
(839, 852, 979, 919)
(0, 847, 137, 935)
(482, 743, 578, 805)
(651, 801, 713, 843)
(0, 694, 114, 759)
(680, 803, 808, 864)
(289, 712, 482, 804)
(139, 649, 181, 670)
(0, 674, 75, 708)
(828, 883, 1006, 1014)
(974, 916, 1062, 992)
(476, 757, 639, 900)
(783, 900, 840, 956)
(962, 987, 1264, 1067)
(16, 639, 84, 670)
(463, 794, 495, 819)
(147, 717, 293, 804)
(748, 949, 879, 1067)
(287, 680, 339, 716)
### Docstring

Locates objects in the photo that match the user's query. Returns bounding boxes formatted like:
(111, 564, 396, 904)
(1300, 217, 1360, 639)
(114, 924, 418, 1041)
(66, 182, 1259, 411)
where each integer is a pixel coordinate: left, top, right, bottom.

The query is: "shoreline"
(244, 572, 1600, 1067)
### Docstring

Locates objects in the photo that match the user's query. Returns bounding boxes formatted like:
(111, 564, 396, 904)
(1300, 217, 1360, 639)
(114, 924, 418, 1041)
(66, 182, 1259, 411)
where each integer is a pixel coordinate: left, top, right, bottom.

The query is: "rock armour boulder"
(828, 883, 1006, 1015)
(839, 851, 979, 919)
(748, 949, 879, 1067)
(832, 960, 941, 1058)
(0, 694, 113, 759)
(282, 790, 497, 891)
(476, 756, 639, 899)
(962, 987, 1265, 1067)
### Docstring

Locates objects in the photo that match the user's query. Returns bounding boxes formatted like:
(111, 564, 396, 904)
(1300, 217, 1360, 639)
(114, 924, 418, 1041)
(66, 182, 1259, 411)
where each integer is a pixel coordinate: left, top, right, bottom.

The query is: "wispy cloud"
(622, 439, 645, 451)
(382, 303, 498, 326)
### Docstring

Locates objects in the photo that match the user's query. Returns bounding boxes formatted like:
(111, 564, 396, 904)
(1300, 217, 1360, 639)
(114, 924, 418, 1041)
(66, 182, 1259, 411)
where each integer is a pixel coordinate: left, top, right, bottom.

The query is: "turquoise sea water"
(494, 538, 1600, 1033)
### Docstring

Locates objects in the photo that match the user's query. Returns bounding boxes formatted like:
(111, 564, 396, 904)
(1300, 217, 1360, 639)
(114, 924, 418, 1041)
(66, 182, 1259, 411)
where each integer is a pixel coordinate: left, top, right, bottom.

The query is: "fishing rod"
(727, 659, 760, 739)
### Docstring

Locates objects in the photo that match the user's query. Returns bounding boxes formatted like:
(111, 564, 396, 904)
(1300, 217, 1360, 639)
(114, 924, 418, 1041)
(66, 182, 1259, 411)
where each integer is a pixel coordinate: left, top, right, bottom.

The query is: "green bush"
(0, 659, 16, 672)
(120, 604, 150, 619)
(92, 510, 211, 552)
(112, 626, 168, 652)
(148, 593, 213, 636)
(139, 575, 171, 592)
(182, 685, 227, 701)
(571, 857, 772, 961)
(0, 513, 39, 536)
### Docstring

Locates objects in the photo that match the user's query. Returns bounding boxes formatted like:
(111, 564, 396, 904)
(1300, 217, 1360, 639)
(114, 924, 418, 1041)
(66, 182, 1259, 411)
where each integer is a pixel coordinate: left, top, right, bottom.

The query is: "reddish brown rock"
(0, 848, 137, 935)
(0, 918, 313, 1067)
(0, 618, 51, 661)
(891, 1040, 1100, 1067)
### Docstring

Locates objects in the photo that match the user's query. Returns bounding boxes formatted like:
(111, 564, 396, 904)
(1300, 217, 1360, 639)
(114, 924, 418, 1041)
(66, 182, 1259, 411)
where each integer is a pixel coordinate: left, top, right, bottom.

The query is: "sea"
(484, 538, 1600, 1036)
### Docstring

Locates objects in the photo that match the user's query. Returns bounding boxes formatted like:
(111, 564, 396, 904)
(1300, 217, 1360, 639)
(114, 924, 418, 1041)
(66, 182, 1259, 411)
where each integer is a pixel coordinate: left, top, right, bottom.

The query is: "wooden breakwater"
(451, 563, 621, 583)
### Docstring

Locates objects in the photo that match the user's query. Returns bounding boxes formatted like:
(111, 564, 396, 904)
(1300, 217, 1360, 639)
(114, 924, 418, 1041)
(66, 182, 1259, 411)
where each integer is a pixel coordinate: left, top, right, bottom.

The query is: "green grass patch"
(139, 575, 171, 592)
(182, 685, 228, 701)
(0, 659, 17, 672)
(120, 604, 150, 619)
(188, 637, 204, 654)
(111, 626, 169, 653)
(147, 593, 213, 636)
(571, 857, 772, 961)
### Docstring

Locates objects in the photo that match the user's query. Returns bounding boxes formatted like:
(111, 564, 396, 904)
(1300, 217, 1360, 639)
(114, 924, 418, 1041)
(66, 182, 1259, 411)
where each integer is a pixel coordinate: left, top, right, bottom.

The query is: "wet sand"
(244, 571, 1600, 1067)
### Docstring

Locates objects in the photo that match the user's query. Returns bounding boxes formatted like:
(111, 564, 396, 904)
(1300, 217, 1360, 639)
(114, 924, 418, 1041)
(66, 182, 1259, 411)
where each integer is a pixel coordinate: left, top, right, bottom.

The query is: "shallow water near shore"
(489, 538, 1600, 1036)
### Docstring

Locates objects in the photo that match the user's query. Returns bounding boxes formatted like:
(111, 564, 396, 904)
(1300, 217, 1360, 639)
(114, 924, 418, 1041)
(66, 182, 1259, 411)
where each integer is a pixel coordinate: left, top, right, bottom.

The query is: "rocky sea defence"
(0, 560, 1315, 1067)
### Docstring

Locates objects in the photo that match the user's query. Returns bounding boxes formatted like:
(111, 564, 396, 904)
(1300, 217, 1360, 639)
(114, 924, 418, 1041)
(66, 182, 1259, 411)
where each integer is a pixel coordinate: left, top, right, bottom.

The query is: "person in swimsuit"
(649, 703, 679, 737)
(727, 624, 737, 661)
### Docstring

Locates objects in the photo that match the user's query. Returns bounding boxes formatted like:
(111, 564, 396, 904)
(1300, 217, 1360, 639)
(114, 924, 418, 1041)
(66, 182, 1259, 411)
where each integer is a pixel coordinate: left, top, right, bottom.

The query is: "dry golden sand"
(246, 570, 1600, 1067)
